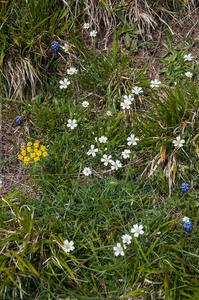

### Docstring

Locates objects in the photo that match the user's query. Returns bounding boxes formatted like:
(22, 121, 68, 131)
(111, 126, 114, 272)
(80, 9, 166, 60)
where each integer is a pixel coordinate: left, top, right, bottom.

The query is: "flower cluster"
(182, 216, 193, 233)
(51, 41, 59, 54)
(18, 140, 47, 164)
(180, 183, 189, 193)
(120, 94, 134, 110)
(113, 224, 144, 257)
(82, 22, 97, 37)
(16, 116, 23, 125)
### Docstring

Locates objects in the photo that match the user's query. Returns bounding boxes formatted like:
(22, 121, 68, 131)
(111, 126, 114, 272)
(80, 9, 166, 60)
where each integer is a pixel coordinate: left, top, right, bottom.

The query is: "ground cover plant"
(1, 0, 199, 299)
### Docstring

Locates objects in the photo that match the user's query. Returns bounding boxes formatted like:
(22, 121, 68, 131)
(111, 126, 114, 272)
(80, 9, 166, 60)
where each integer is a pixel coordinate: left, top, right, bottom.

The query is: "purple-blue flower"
(180, 183, 189, 193)
(183, 221, 193, 233)
(51, 41, 59, 54)
(16, 116, 22, 125)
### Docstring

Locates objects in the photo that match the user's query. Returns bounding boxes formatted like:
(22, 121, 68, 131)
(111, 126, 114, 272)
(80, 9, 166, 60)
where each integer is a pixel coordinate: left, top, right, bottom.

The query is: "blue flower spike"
(180, 183, 189, 193)
(183, 221, 193, 233)
(16, 116, 23, 126)
(51, 41, 59, 54)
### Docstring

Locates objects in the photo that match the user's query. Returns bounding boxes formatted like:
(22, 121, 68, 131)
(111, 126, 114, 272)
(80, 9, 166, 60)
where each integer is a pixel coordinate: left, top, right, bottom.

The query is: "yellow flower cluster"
(18, 140, 47, 164)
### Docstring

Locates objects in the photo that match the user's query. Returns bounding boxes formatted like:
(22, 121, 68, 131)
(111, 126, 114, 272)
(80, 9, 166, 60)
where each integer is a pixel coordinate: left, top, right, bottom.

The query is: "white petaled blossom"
(172, 136, 185, 148)
(131, 86, 143, 95)
(123, 94, 134, 104)
(184, 53, 193, 61)
(120, 101, 131, 110)
(62, 240, 75, 253)
(185, 71, 193, 78)
(183, 216, 190, 222)
(87, 145, 98, 157)
(101, 154, 112, 166)
(59, 78, 71, 89)
(106, 110, 112, 116)
(121, 149, 131, 159)
(113, 243, 126, 256)
(95, 137, 98, 142)
(83, 23, 90, 29)
(67, 119, 77, 130)
(131, 224, 144, 237)
(111, 160, 122, 170)
(122, 234, 132, 245)
(83, 167, 91, 176)
(127, 134, 139, 146)
(99, 136, 107, 143)
(90, 30, 97, 37)
(150, 79, 161, 88)
(62, 43, 69, 52)
(67, 67, 78, 75)
(82, 101, 89, 108)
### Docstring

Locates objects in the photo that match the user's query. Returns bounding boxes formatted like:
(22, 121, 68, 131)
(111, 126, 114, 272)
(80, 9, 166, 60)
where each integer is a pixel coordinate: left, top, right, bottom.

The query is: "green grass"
(1, 0, 199, 299)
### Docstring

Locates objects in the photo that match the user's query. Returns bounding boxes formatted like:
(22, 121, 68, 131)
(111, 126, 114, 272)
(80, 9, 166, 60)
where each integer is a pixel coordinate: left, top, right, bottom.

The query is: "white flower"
(67, 67, 78, 75)
(62, 240, 75, 253)
(113, 243, 126, 256)
(82, 101, 89, 108)
(87, 145, 98, 157)
(123, 94, 134, 104)
(131, 224, 144, 237)
(106, 110, 112, 116)
(120, 101, 131, 110)
(184, 53, 193, 61)
(122, 234, 132, 245)
(99, 136, 107, 143)
(150, 79, 161, 88)
(172, 136, 185, 148)
(67, 119, 77, 129)
(62, 44, 69, 52)
(83, 167, 91, 176)
(111, 160, 122, 170)
(131, 86, 143, 95)
(157, 231, 161, 235)
(101, 154, 112, 166)
(183, 216, 190, 222)
(127, 134, 139, 146)
(90, 30, 97, 37)
(95, 137, 98, 142)
(83, 23, 90, 29)
(121, 149, 131, 159)
(185, 71, 193, 78)
(59, 78, 71, 89)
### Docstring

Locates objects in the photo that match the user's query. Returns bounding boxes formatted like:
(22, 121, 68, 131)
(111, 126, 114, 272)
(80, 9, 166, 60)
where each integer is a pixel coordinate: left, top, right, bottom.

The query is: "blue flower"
(183, 221, 193, 233)
(16, 116, 22, 125)
(51, 41, 59, 54)
(180, 183, 189, 193)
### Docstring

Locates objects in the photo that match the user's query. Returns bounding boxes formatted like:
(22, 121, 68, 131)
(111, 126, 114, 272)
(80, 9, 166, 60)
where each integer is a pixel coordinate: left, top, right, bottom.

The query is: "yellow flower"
(43, 151, 47, 157)
(27, 142, 32, 147)
(24, 156, 30, 164)
(18, 155, 23, 160)
(34, 143, 39, 148)
(40, 145, 46, 151)
(34, 156, 40, 162)
(21, 150, 26, 156)
(35, 140, 40, 144)
(30, 153, 36, 158)
(34, 148, 38, 153)
(27, 147, 32, 152)
(20, 145, 25, 150)
(37, 150, 42, 156)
